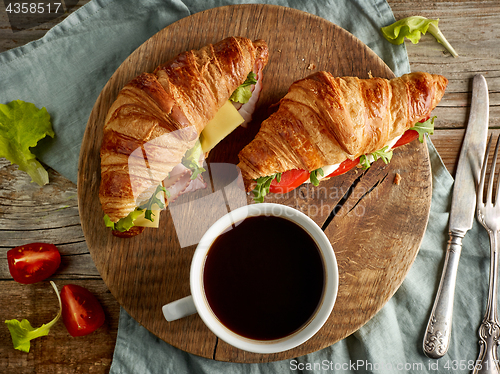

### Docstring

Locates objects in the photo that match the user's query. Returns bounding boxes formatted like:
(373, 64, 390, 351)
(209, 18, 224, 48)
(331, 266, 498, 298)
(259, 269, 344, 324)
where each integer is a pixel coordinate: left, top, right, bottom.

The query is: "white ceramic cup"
(162, 203, 339, 354)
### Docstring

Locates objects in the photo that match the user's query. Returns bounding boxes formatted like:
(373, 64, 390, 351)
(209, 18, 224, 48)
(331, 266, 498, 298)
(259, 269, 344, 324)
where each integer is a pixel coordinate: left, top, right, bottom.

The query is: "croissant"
(237, 71, 448, 190)
(99, 37, 269, 223)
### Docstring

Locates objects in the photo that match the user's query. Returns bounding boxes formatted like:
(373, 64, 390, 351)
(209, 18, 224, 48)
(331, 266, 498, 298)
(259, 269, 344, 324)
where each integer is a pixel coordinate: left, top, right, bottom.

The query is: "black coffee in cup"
(203, 215, 325, 341)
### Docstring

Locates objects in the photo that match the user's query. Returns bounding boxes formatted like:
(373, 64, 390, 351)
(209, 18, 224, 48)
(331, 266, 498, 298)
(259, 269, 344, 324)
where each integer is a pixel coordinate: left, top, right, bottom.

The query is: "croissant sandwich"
(237, 71, 448, 201)
(99, 37, 269, 236)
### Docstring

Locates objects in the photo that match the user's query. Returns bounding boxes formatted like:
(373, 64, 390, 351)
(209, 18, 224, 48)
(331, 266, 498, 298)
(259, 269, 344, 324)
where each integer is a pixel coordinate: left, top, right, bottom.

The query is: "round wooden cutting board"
(78, 4, 432, 363)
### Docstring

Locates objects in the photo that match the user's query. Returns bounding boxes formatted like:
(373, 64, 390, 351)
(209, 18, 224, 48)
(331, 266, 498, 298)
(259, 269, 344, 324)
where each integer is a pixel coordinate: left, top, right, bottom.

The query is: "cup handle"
(162, 295, 197, 321)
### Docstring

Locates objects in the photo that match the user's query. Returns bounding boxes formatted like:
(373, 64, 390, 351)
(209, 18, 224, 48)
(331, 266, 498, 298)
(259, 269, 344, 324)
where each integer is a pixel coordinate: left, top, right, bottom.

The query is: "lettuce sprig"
(253, 173, 281, 203)
(5, 281, 61, 352)
(381, 16, 458, 57)
(411, 116, 436, 142)
(360, 116, 435, 170)
(230, 72, 258, 104)
(360, 147, 393, 170)
(0, 100, 55, 186)
(309, 168, 324, 186)
(104, 184, 168, 232)
(182, 141, 205, 180)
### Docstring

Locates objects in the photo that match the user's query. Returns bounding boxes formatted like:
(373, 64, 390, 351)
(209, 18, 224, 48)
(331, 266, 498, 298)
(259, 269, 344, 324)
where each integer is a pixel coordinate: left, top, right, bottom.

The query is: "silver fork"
(474, 134, 500, 374)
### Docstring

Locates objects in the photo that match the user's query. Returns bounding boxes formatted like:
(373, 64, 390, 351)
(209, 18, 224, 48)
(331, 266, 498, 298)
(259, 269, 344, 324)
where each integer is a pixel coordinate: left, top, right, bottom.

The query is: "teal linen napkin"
(0, 1, 490, 373)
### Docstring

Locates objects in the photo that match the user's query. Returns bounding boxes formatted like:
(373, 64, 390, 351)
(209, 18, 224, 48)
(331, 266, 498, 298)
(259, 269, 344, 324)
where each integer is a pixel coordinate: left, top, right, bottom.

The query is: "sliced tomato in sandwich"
(393, 130, 419, 148)
(325, 157, 360, 178)
(392, 116, 430, 148)
(269, 157, 361, 193)
(268, 119, 430, 194)
(269, 169, 310, 194)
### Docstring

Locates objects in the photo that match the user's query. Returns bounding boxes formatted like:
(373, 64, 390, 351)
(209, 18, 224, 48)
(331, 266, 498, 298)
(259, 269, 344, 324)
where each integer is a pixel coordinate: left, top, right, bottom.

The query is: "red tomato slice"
(61, 284, 105, 337)
(7, 243, 61, 284)
(393, 129, 419, 148)
(325, 157, 360, 178)
(393, 116, 430, 148)
(268, 158, 361, 194)
(269, 169, 310, 194)
(266, 116, 432, 195)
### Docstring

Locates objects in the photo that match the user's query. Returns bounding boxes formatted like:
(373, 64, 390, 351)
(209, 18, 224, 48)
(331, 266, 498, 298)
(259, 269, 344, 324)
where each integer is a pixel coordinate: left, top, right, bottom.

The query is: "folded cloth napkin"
(0, 0, 490, 373)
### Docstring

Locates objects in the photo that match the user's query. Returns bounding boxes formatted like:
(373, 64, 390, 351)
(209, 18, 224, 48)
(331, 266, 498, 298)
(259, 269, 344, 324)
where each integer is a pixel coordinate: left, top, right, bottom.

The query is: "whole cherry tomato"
(61, 284, 105, 337)
(7, 243, 61, 284)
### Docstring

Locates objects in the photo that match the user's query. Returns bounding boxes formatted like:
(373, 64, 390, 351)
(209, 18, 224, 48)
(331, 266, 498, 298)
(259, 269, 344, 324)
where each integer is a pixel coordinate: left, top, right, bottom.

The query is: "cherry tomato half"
(61, 284, 105, 337)
(7, 243, 61, 284)
(269, 169, 310, 194)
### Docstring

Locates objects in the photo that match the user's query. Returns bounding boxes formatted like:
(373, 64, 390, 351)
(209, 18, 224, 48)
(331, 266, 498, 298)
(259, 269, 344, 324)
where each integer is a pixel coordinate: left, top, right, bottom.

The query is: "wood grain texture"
(0, 280, 119, 374)
(0, 0, 499, 372)
(78, 4, 431, 363)
(390, 0, 500, 129)
(0, 158, 100, 279)
(0, 159, 118, 374)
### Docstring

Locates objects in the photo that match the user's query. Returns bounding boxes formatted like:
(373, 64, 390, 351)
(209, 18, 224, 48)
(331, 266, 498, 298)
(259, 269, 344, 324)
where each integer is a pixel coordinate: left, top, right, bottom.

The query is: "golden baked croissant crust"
(99, 37, 269, 222)
(237, 71, 447, 189)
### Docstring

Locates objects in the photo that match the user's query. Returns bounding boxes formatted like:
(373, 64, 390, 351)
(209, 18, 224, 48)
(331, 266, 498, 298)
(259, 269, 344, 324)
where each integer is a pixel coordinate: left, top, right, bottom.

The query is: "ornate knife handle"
(423, 231, 464, 358)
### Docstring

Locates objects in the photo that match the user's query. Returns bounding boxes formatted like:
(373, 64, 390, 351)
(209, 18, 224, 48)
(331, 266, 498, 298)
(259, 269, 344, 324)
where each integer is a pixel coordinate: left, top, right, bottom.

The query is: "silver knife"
(423, 74, 489, 359)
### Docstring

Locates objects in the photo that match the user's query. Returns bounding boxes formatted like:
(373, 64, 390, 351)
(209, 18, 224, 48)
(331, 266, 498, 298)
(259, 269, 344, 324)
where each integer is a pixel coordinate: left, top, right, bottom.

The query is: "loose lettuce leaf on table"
(381, 16, 458, 57)
(5, 281, 61, 352)
(0, 100, 55, 185)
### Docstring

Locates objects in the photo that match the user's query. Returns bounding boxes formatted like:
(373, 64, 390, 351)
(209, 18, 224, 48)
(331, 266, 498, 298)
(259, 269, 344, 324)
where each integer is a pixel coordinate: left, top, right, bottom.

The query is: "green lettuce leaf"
(181, 141, 206, 180)
(139, 185, 168, 222)
(309, 168, 324, 187)
(104, 184, 169, 231)
(104, 208, 145, 232)
(359, 146, 393, 170)
(410, 116, 436, 142)
(252, 173, 281, 203)
(229, 72, 258, 104)
(381, 16, 458, 57)
(5, 281, 61, 352)
(0, 100, 55, 186)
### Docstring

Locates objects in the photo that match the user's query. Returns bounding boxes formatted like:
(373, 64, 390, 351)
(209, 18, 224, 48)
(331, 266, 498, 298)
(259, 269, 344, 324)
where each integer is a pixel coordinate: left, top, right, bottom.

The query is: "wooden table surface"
(0, 0, 499, 373)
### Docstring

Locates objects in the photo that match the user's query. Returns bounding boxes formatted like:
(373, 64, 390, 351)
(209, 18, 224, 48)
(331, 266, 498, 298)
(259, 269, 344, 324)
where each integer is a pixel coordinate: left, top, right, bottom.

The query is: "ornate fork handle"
(474, 228, 500, 374)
